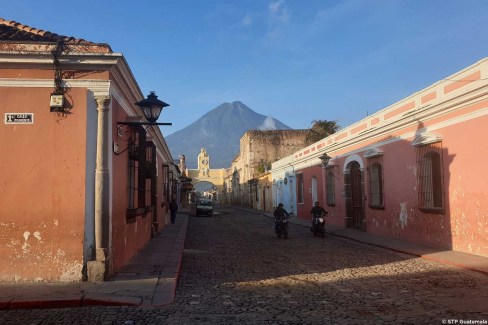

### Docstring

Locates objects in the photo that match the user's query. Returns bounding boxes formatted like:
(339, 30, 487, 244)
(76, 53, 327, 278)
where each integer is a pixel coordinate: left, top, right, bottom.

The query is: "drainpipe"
(87, 95, 111, 282)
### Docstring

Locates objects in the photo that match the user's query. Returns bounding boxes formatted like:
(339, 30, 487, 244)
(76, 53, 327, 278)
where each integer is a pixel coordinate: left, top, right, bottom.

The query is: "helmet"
(278, 203, 283, 207)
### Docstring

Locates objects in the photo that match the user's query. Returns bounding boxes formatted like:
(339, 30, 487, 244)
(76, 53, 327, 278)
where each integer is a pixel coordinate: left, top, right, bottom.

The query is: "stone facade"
(223, 130, 308, 208)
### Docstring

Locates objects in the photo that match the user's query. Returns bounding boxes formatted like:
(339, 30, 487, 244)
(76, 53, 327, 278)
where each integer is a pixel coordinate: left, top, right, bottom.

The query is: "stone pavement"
(0, 206, 487, 311)
(247, 208, 488, 277)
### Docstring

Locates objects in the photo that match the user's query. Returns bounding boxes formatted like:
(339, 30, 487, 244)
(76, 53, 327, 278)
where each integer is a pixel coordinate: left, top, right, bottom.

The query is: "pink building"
(0, 19, 179, 282)
(281, 58, 488, 257)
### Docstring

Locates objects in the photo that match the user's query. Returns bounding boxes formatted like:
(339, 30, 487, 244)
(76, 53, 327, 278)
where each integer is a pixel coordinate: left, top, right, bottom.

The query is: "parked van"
(196, 198, 213, 217)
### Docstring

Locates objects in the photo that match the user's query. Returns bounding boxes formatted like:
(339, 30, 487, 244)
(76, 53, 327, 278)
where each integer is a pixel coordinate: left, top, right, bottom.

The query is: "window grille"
(417, 142, 444, 212)
(367, 155, 384, 209)
(126, 127, 147, 221)
(128, 144, 136, 209)
(326, 168, 335, 206)
(146, 142, 157, 211)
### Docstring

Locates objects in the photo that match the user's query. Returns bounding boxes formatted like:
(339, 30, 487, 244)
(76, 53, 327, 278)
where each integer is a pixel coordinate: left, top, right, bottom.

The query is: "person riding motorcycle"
(310, 201, 327, 237)
(273, 203, 290, 238)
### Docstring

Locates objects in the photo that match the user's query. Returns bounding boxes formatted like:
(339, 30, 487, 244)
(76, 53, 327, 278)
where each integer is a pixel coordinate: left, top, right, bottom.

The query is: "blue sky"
(3, 1, 488, 135)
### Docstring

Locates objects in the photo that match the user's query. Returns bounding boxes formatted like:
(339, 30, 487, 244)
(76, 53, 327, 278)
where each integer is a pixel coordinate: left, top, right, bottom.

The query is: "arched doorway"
(194, 181, 218, 201)
(344, 161, 365, 230)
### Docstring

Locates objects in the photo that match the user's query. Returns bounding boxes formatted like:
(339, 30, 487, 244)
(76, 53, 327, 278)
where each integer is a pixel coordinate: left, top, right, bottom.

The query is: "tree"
(305, 119, 341, 144)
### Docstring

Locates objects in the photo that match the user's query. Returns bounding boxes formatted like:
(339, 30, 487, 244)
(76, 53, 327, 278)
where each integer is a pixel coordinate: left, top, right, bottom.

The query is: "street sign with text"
(4, 113, 34, 124)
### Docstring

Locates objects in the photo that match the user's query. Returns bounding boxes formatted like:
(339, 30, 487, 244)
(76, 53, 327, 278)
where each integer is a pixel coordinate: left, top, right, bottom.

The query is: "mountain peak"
(215, 101, 248, 111)
(166, 101, 291, 168)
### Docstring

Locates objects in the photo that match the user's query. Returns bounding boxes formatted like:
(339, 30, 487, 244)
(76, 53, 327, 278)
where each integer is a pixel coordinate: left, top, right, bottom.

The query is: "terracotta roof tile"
(0, 17, 112, 53)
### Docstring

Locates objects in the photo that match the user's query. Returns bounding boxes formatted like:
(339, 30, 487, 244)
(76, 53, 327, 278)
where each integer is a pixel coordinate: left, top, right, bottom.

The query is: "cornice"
(289, 87, 488, 167)
(0, 51, 122, 68)
(0, 77, 111, 94)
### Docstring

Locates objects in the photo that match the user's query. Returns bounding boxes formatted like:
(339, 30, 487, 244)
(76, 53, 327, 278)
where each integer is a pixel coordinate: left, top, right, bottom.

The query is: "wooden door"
(350, 162, 364, 229)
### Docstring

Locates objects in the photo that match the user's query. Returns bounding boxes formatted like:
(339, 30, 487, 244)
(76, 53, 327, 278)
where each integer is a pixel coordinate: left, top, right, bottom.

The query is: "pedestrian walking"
(169, 198, 178, 224)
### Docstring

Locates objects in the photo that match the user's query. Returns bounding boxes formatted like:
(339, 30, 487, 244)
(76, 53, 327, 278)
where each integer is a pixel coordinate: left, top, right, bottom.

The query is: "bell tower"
(197, 147, 210, 176)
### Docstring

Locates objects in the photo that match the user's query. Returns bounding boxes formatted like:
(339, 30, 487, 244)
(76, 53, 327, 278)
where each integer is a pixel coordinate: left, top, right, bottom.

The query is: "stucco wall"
(110, 97, 154, 274)
(0, 87, 88, 282)
(274, 57, 488, 257)
(296, 166, 324, 219)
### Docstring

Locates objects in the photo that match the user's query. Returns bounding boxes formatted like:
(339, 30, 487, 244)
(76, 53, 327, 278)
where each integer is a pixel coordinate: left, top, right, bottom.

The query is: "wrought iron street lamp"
(318, 153, 331, 167)
(118, 91, 172, 126)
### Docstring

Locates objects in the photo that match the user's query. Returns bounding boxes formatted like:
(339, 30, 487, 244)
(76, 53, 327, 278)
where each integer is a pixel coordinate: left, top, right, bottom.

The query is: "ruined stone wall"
(240, 130, 308, 181)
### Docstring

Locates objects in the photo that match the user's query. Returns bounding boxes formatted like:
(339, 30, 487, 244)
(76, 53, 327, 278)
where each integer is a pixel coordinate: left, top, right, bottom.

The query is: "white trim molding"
(363, 148, 384, 158)
(344, 153, 364, 170)
(411, 132, 443, 146)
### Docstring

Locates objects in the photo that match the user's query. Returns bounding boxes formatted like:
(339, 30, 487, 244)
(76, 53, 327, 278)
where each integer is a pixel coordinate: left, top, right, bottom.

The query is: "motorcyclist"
(310, 201, 327, 235)
(274, 203, 290, 221)
(310, 201, 327, 217)
(273, 203, 290, 238)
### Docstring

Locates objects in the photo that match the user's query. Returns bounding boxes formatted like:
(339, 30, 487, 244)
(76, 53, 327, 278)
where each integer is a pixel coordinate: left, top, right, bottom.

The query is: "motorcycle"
(274, 216, 289, 239)
(311, 213, 326, 237)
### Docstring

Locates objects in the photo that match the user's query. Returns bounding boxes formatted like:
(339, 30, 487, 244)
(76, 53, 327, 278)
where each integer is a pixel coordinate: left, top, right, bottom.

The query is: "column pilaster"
(87, 95, 111, 282)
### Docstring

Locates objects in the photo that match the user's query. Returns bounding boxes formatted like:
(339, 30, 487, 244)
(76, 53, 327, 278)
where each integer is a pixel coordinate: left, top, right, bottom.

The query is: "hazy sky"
(3, 1, 488, 135)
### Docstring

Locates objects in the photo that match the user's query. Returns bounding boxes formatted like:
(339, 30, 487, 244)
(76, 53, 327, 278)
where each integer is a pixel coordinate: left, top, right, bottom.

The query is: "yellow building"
(185, 148, 226, 201)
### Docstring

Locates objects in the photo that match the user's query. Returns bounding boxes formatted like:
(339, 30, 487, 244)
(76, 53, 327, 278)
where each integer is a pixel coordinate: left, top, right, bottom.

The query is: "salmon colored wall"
(110, 98, 153, 274)
(440, 114, 488, 256)
(296, 166, 324, 220)
(0, 87, 88, 282)
(364, 139, 453, 249)
(318, 112, 488, 257)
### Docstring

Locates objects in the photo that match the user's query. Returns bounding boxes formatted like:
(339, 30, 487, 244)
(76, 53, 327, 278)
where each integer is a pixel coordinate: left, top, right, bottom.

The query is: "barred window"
(417, 142, 444, 213)
(127, 127, 146, 210)
(326, 168, 335, 206)
(145, 142, 157, 210)
(368, 161, 384, 209)
(364, 149, 384, 209)
(126, 127, 150, 221)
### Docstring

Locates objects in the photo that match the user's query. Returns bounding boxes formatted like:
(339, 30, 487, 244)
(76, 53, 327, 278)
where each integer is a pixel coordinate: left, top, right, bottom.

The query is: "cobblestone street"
(2, 206, 488, 324)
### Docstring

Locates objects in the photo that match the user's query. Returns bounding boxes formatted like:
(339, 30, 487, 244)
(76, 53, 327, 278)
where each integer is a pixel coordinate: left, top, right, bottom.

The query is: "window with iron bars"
(417, 142, 444, 213)
(367, 156, 384, 209)
(326, 168, 335, 206)
(161, 164, 170, 206)
(126, 127, 158, 222)
(127, 126, 146, 220)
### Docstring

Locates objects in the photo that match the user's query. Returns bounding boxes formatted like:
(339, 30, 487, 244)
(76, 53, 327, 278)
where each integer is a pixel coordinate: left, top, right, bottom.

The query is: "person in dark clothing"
(310, 201, 327, 217)
(169, 199, 178, 224)
(310, 201, 328, 235)
(273, 203, 290, 236)
(274, 203, 290, 220)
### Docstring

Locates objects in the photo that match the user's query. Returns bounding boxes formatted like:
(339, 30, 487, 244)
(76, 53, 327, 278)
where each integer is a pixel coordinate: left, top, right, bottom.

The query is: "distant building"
(224, 129, 309, 209)
(185, 148, 226, 202)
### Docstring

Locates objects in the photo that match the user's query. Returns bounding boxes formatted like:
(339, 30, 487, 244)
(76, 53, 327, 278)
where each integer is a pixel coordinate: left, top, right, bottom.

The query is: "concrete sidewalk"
(246, 208, 488, 276)
(0, 213, 189, 310)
